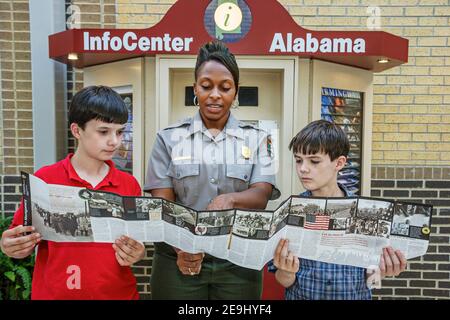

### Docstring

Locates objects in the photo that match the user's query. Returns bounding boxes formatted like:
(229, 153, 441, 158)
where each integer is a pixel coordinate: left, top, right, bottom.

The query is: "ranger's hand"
(174, 247, 204, 276)
(206, 194, 235, 210)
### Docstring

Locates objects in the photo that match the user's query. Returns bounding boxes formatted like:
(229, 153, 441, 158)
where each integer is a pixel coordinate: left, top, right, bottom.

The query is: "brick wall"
(277, 0, 450, 166)
(0, 0, 33, 218)
(115, 0, 172, 28)
(0, 0, 33, 176)
(371, 167, 450, 299)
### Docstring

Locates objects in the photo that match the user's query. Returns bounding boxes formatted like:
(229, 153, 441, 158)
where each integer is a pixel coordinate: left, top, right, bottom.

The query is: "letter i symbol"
(224, 12, 230, 27)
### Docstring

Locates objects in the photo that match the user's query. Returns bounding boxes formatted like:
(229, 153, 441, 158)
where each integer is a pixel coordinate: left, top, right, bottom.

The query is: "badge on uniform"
(241, 146, 251, 159)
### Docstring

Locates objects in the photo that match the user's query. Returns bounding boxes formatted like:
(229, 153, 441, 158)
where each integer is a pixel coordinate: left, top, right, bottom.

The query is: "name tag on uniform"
(241, 146, 252, 159)
(172, 156, 192, 161)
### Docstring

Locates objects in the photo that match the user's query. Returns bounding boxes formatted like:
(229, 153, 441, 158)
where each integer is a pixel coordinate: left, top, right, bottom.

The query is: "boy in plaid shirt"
(268, 120, 407, 300)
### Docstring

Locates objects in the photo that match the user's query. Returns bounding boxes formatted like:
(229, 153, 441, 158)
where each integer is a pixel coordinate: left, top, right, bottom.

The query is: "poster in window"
(112, 93, 133, 174)
(321, 87, 363, 195)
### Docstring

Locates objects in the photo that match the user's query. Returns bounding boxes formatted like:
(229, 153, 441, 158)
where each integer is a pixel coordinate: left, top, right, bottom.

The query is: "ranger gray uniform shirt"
(144, 112, 280, 211)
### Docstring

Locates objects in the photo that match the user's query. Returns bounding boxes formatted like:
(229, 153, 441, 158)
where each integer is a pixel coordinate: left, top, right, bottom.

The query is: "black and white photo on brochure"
(270, 198, 291, 234)
(233, 210, 272, 239)
(196, 210, 235, 236)
(133, 197, 162, 220)
(392, 202, 432, 240)
(88, 190, 124, 218)
(162, 200, 197, 231)
(29, 182, 94, 242)
(326, 197, 358, 231)
(289, 197, 327, 216)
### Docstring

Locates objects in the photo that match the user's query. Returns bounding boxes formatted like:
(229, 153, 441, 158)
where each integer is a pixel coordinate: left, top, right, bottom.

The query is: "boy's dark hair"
(68, 85, 128, 129)
(195, 40, 239, 92)
(288, 120, 349, 161)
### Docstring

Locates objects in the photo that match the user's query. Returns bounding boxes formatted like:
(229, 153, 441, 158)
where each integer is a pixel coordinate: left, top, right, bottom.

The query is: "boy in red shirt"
(0, 86, 145, 299)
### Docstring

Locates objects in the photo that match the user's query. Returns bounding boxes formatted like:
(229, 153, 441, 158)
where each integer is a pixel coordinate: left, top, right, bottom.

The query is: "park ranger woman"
(144, 40, 280, 299)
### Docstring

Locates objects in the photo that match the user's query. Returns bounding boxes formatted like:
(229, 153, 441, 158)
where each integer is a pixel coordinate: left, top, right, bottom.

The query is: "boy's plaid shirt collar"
(300, 183, 352, 197)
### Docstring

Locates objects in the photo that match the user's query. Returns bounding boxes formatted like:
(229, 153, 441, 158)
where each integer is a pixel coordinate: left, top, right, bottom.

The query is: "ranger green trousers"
(150, 243, 263, 300)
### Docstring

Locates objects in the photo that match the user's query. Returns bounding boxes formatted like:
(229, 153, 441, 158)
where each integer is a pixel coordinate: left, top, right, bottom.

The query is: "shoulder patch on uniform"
(266, 135, 274, 158)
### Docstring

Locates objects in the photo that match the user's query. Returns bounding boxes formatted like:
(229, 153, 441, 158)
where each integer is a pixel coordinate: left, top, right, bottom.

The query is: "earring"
(232, 98, 239, 109)
(193, 95, 199, 106)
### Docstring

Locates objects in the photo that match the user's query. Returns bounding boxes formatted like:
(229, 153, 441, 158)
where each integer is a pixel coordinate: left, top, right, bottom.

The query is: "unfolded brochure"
(21, 172, 433, 271)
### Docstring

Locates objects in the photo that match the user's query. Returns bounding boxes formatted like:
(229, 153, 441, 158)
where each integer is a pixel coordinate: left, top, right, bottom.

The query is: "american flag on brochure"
(304, 214, 330, 230)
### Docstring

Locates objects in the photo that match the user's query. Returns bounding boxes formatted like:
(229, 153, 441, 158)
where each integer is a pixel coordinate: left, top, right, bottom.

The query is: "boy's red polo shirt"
(11, 154, 142, 300)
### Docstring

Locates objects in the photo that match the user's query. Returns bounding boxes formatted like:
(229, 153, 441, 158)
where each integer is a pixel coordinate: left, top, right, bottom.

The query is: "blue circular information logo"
(204, 0, 252, 43)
